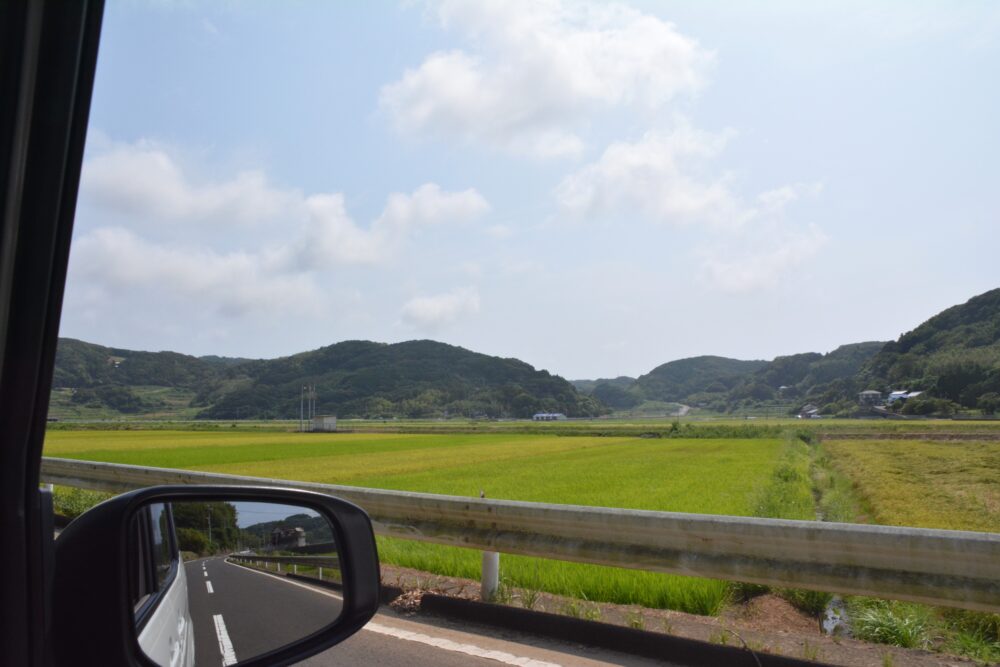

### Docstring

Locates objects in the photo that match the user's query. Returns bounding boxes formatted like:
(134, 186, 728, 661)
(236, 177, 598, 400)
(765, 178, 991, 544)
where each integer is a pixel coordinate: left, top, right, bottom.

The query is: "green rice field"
(44, 426, 999, 619)
(45, 430, 802, 613)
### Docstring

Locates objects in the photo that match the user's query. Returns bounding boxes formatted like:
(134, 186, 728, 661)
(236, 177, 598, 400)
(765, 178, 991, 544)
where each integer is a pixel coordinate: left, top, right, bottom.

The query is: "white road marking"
(206, 581, 214, 594)
(221, 559, 562, 666)
(364, 622, 562, 667)
(212, 614, 238, 666)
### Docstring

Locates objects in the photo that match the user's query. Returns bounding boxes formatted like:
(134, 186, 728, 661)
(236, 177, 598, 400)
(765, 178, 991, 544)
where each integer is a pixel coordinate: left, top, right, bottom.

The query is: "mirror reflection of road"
(186, 556, 674, 666)
(185, 556, 341, 665)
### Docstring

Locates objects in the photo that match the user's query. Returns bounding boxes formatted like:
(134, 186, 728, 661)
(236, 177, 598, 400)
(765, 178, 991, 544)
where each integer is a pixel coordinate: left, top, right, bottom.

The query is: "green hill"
(857, 288, 1000, 409)
(51, 338, 602, 420)
(53, 337, 228, 389)
(50, 288, 1000, 421)
(723, 342, 885, 414)
(632, 356, 768, 404)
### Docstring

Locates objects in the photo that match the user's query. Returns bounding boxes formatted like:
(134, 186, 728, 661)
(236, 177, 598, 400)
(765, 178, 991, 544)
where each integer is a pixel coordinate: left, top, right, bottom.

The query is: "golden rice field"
(823, 439, 1000, 533)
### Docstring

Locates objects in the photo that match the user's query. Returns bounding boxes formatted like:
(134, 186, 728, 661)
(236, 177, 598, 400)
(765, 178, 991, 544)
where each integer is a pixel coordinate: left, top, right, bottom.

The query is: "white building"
(858, 390, 882, 406)
(532, 412, 567, 421)
(887, 390, 923, 405)
(311, 415, 338, 432)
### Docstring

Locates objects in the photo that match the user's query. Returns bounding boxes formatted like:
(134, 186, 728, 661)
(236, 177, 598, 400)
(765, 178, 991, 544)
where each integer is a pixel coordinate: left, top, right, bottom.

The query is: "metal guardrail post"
(481, 551, 499, 601)
(479, 490, 500, 601)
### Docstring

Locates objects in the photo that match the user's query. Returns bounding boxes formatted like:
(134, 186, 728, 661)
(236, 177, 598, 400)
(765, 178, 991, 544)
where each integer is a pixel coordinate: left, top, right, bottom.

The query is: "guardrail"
(42, 457, 1000, 612)
(228, 553, 340, 581)
(230, 554, 340, 569)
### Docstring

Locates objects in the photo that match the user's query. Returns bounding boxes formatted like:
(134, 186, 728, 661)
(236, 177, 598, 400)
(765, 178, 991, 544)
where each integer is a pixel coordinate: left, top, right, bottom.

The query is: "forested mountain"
(721, 342, 885, 413)
(632, 356, 768, 403)
(51, 288, 1000, 420)
(54, 338, 226, 389)
(52, 338, 602, 419)
(570, 377, 635, 393)
(855, 288, 1000, 411)
(573, 344, 887, 413)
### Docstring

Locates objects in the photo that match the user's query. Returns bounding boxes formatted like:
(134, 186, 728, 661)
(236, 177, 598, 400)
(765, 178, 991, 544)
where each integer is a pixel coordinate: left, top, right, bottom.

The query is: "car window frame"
(0, 2, 104, 665)
(130, 503, 181, 632)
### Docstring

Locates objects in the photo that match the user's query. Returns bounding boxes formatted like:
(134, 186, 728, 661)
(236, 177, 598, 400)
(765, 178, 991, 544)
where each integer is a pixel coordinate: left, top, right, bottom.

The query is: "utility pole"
(207, 507, 213, 552)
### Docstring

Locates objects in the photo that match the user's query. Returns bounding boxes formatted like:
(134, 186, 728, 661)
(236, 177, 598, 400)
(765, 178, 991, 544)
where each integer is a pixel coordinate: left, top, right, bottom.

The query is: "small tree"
(978, 392, 1000, 416)
(176, 527, 210, 554)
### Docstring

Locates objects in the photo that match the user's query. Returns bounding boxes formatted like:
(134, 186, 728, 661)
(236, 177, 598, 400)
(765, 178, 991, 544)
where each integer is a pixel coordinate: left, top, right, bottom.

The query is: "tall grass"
(848, 600, 933, 649)
(376, 538, 731, 615)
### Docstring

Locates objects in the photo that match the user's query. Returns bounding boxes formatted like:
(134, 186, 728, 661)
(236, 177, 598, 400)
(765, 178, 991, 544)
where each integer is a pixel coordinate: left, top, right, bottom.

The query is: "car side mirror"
(51, 486, 380, 667)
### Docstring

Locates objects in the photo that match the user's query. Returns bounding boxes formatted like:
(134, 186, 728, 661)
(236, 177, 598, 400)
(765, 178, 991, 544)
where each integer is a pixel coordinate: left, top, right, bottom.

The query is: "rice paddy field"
(823, 439, 1000, 533)
(45, 429, 810, 613)
(43, 425, 1000, 619)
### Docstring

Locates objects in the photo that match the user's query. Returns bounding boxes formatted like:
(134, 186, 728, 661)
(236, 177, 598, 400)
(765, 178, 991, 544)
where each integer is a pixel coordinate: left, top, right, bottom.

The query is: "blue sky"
(61, 1, 1000, 379)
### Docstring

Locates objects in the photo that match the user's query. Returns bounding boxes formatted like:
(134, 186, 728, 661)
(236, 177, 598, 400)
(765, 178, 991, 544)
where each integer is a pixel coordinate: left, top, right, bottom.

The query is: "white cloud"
(83, 141, 489, 245)
(82, 140, 298, 226)
(74, 139, 492, 318)
(380, 0, 711, 158)
(70, 227, 323, 317)
(700, 225, 829, 293)
(401, 286, 480, 329)
(755, 183, 823, 215)
(555, 127, 828, 291)
(555, 127, 746, 227)
(556, 128, 826, 237)
(376, 182, 490, 232)
(485, 224, 513, 239)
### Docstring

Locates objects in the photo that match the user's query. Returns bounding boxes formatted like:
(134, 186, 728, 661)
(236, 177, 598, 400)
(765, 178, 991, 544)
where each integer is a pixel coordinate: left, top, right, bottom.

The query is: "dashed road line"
(212, 614, 238, 666)
(206, 580, 214, 594)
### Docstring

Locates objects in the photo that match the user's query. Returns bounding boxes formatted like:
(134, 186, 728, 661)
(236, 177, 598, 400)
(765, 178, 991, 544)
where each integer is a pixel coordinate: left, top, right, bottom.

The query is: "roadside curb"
(419, 594, 823, 667)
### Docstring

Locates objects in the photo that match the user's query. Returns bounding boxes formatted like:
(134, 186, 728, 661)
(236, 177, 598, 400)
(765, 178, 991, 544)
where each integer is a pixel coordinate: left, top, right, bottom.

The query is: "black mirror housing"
(51, 486, 380, 667)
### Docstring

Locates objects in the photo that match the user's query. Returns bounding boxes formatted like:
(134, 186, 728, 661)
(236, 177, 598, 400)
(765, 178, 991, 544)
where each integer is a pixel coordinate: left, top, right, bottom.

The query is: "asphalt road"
(184, 556, 676, 667)
(185, 556, 341, 665)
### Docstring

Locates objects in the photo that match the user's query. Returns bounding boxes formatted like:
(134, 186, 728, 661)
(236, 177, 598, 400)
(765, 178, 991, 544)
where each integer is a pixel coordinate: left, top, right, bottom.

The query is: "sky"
(60, 0, 1000, 380)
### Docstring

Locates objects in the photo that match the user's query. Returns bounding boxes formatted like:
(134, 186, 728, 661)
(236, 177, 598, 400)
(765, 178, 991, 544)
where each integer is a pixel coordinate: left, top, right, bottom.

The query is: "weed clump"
(848, 600, 932, 649)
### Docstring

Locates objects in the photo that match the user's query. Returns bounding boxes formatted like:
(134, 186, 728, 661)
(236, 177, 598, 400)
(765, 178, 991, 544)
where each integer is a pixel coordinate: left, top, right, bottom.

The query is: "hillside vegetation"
(52, 338, 601, 420)
(857, 288, 1000, 413)
(52, 287, 1000, 420)
(574, 344, 885, 414)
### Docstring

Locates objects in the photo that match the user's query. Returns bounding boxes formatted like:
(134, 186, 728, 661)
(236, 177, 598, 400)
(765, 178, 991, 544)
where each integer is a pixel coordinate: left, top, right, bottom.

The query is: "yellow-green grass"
(824, 439, 1000, 533)
(45, 430, 787, 613)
